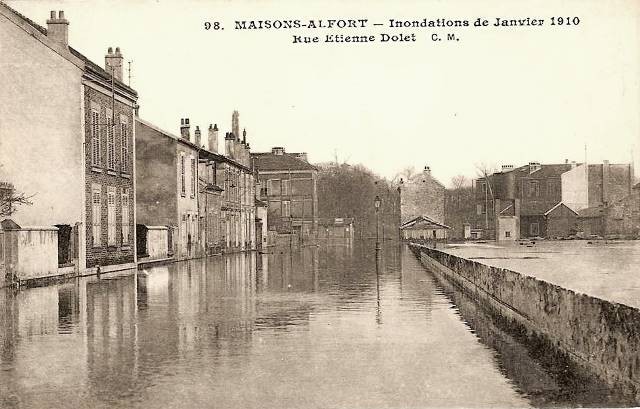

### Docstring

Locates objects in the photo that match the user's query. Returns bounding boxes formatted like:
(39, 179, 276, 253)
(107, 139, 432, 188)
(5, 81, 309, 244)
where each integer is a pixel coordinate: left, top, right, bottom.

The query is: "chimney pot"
(105, 46, 123, 81)
(46, 9, 69, 47)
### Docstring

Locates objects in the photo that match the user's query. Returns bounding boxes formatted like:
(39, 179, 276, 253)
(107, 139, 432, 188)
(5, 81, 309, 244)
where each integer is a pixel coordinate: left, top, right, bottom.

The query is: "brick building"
(252, 147, 318, 242)
(0, 5, 137, 273)
(399, 166, 445, 225)
(474, 162, 573, 239)
(474, 161, 635, 239)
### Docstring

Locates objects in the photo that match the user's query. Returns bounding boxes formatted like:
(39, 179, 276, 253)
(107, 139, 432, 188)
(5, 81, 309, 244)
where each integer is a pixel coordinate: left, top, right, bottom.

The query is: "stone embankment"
(410, 243, 640, 401)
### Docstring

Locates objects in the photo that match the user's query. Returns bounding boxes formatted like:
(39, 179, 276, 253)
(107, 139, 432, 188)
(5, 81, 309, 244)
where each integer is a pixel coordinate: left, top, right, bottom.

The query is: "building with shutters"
(252, 147, 318, 242)
(0, 4, 138, 275)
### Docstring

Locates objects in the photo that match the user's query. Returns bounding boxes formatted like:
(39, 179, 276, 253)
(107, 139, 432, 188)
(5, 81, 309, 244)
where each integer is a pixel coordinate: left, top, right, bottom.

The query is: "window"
(282, 200, 291, 217)
(547, 179, 556, 197)
(120, 117, 129, 173)
(529, 222, 539, 236)
(281, 179, 290, 196)
(180, 154, 186, 197)
(505, 231, 511, 238)
(91, 184, 101, 247)
(476, 203, 485, 215)
(528, 180, 540, 197)
(91, 110, 100, 166)
(121, 188, 130, 243)
(270, 179, 281, 196)
(107, 187, 116, 245)
(106, 110, 115, 170)
(190, 157, 196, 198)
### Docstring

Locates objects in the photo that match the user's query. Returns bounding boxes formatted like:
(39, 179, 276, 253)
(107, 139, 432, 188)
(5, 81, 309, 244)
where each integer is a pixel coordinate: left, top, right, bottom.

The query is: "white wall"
(0, 11, 84, 227)
(562, 165, 589, 212)
(146, 226, 168, 259)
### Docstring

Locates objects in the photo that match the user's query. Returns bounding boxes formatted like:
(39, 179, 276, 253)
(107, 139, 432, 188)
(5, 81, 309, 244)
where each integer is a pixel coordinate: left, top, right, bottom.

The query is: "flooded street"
(0, 243, 621, 408)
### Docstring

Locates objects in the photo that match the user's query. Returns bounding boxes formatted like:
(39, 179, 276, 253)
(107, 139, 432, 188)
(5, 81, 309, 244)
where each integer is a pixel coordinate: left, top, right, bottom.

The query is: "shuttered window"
(91, 110, 100, 166)
(120, 119, 129, 173)
(106, 109, 114, 170)
(107, 187, 116, 245)
(92, 184, 101, 247)
(180, 154, 186, 197)
(121, 188, 130, 243)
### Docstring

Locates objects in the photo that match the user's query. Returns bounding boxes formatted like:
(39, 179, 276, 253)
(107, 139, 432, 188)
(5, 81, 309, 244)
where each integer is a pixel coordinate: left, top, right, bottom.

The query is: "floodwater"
(0, 242, 628, 408)
(442, 240, 640, 308)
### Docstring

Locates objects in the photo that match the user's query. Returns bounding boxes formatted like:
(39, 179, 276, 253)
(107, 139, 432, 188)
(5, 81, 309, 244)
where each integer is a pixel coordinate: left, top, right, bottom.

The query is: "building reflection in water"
(0, 239, 623, 408)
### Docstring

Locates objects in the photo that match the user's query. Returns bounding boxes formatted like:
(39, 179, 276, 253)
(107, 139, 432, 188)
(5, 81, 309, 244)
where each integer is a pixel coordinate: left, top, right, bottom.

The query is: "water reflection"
(0, 242, 627, 408)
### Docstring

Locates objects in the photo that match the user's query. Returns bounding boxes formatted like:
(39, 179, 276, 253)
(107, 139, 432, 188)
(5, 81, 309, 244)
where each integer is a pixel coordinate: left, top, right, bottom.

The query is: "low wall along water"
(410, 243, 640, 401)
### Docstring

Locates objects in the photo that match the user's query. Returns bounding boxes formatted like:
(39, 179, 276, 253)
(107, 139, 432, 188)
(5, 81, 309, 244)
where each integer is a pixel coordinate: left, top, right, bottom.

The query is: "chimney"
(194, 126, 201, 147)
(105, 47, 124, 82)
(225, 132, 235, 158)
(272, 147, 285, 156)
(242, 129, 247, 145)
(570, 161, 577, 169)
(423, 165, 431, 175)
(46, 11, 69, 47)
(232, 111, 240, 142)
(297, 153, 308, 162)
(180, 118, 190, 141)
(208, 124, 219, 153)
(501, 165, 514, 172)
(528, 161, 541, 174)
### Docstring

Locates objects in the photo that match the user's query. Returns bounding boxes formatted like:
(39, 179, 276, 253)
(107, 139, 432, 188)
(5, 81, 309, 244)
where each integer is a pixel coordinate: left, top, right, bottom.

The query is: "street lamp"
(374, 195, 381, 251)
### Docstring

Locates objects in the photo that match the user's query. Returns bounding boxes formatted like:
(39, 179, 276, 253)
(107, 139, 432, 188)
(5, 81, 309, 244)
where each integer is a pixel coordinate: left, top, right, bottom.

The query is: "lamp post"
(374, 195, 381, 251)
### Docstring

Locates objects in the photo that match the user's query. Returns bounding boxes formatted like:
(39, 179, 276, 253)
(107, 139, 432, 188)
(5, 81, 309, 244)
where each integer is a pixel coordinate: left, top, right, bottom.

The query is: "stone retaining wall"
(410, 243, 640, 400)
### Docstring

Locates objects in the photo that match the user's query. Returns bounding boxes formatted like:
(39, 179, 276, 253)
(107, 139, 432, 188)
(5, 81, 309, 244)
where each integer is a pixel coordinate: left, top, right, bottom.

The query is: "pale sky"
(7, 0, 640, 187)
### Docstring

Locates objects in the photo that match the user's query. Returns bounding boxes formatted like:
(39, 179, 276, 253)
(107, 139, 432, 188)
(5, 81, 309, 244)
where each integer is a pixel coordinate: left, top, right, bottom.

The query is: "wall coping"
(2, 226, 59, 232)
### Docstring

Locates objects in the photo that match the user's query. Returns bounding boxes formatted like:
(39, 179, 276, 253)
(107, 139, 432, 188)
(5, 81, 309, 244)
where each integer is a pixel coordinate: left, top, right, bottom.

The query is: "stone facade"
(412, 244, 640, 399)
(400, 167, 445, 225)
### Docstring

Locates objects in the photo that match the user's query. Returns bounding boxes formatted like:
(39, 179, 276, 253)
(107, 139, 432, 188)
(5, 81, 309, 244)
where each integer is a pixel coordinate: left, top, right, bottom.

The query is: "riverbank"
(410, 243, 640, 403)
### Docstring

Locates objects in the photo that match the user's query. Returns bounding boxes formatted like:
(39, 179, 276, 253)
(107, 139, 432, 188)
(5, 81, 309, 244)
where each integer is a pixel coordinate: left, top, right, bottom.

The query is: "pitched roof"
(520, 201, 556, 216)
(544, 201, 578, 216)
(400, 215, 450, 230)
(577, 206, 605, 218)
(251, 152, 317, 172)
(509, 164, 574, 178)
(1, 2, 137, 97)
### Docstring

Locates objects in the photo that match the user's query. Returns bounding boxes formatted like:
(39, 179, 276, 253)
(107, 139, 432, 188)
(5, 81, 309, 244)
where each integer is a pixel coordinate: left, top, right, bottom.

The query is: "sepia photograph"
(0, 0, 639, 407)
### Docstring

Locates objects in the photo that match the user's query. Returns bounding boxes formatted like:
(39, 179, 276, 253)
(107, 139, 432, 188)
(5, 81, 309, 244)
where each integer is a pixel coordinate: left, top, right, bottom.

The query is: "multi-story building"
(0, 5, 137, 273)
(474, 161, 635, 239)
(135, 118, 200, 260)
(198, 111, 257, 253)
(252, 146, 318, 242)
(399, 166, 445, 225)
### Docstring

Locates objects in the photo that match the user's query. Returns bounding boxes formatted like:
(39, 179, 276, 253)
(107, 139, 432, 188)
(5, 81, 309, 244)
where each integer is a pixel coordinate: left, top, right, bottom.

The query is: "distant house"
(400, 215, 450, 241)
(317, 217, 354, 240)
(400, 166, 445, 225)
(577, 183, 640, 238)
(473, 161, 634, 239)
(252, 147, 318, 241)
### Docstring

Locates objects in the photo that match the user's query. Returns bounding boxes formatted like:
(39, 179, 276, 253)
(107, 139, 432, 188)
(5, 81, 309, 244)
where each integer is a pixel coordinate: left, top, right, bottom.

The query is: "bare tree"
(474, 163, 497, 230)
(450, 175, 468, 190)
(0, 182, 33, 218)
